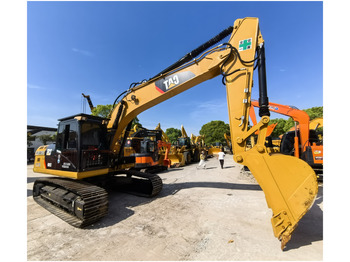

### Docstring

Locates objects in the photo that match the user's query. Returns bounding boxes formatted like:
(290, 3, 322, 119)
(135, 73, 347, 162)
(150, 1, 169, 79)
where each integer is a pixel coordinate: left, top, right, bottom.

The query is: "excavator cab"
(280, 129, 323, 177)
(126, 129, 165, 171)
(35, 114, 111, 174)
(178, 137, 191, 148)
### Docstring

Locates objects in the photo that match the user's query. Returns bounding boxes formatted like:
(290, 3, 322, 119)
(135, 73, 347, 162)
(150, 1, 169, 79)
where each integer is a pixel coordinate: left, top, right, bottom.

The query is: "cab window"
(56, 121, 78, 150)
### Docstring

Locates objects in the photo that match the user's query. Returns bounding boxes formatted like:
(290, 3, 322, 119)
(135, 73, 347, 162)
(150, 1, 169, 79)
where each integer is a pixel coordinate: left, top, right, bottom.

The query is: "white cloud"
(72, 48, 93, 57)
(27, 84, 45, 90)
(190, 100, 228, 120)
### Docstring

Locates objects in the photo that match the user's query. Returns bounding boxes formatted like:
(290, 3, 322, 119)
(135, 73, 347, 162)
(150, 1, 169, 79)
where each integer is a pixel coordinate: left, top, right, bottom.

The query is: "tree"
(303, 106, 323, 120)
(131, 116, 142, 129)
(38, 134, 56, 145)
(165, 128, 182, 144)
(91, 104, 114, 118)
(268, 106, 323, 138)
(199, 120, 230, 145)
(269, 118, 287, 138)
(27, 133, 35, 147)
(92, 104, 142, 129)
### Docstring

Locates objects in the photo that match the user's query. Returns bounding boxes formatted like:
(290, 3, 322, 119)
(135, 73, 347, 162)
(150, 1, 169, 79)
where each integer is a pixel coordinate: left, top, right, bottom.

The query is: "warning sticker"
(238, 38, 252, 51)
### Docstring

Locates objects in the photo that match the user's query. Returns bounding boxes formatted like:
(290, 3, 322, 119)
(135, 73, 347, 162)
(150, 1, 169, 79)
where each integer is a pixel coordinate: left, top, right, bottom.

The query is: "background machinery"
(177, 125, 200, 164)
(82, 93, 95, 113)
(250, 100, 323, 179)
(124, 127, 170, 173)
(208, 142, 223, 156)
(32, 17, 318, 249)
(155, 123, 185, 167)
(289, 117, 323, 142)
(191, 134, 209, 158)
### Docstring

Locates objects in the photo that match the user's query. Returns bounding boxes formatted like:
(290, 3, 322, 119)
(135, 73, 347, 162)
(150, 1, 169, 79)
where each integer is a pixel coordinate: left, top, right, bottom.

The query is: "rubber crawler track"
(33, 178, 108, 228)
(112, 169, 163, 197)
(33, 171, 163, 227)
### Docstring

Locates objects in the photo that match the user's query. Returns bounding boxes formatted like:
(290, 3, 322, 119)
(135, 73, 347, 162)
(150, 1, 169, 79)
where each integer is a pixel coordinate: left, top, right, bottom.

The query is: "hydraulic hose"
(151, 26, 233, 79)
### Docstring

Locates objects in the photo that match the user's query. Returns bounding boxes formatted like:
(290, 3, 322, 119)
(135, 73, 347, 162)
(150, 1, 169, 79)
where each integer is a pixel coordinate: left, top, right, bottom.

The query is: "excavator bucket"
(168, 150, 186, 167)
(208, 147, 221, 156)
(242, 149, 318, 249)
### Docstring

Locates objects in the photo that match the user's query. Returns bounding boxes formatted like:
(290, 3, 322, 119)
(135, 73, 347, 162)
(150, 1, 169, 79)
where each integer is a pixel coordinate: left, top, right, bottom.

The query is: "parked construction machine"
(250, 100, 323, 179)
(32, 17, 318, 249)
(124, 127, 170, 173)
(191, 134, 209, 158)
(82, 93, 95, 113)
(155, 123, 185, 167)
(177, 125, 200, 164)
(209, 142, 225, 155)
(289, 117, 323, 142)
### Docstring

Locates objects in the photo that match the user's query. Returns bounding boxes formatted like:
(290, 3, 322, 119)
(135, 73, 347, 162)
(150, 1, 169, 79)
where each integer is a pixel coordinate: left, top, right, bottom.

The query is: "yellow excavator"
(32, 17, 318, 250)
(177, 125, 200, 164)
(191, 134, 209, 158)
(155, 123, 186, 167)
(208, 143, 223, 155)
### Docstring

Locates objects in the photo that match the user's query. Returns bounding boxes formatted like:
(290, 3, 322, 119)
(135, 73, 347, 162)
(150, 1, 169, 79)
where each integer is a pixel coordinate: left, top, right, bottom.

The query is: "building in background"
(27, 125, 57, 162)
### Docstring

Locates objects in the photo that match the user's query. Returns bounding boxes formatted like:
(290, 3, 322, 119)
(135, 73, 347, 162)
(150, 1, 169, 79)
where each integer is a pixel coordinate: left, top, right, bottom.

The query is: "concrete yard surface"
(27, 155, 323, 260)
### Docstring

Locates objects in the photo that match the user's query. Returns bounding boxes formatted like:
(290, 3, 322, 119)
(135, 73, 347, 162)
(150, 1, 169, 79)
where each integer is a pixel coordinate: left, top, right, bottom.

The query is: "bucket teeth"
(281, 234, 292, 250)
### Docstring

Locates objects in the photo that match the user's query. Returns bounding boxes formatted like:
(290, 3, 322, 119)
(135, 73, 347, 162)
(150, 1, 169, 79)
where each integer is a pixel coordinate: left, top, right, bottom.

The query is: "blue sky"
(27, 1, 323, 135)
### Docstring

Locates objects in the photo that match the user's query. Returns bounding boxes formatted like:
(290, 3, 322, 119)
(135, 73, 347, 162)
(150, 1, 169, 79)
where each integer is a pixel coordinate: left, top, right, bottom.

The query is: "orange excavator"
(250, 100, 323, 179)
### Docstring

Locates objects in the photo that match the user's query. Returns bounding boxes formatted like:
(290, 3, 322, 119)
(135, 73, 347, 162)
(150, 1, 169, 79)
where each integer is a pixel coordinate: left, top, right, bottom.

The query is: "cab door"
(53, 120, 79, 171)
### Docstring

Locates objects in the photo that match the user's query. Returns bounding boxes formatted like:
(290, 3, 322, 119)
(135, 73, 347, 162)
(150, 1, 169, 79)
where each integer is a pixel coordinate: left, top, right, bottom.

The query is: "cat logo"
(163, 75, 179, 90)
(155, 71, 195, 93)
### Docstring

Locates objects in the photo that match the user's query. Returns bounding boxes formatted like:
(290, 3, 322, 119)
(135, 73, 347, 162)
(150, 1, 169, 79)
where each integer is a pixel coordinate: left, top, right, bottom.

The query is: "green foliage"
(165, 128, 182, 144)
(303, 106, 323, 120)
(92, 104, 142, 129)
(38, 134, 56, 145)
(269, 106, 323, 137)
(199, 120, 230, 145)
(27, 133, 35, 147)
(269, 118, 286, 138)
(283, 118, 295, 133)
(131, 116, 142, 129)
(91, 104, 114, 118)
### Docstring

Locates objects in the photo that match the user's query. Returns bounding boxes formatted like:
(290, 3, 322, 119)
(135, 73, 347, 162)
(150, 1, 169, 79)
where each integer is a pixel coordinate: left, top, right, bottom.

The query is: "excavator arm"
(106, 17, 318, 249)
(82, 93, 95, 112)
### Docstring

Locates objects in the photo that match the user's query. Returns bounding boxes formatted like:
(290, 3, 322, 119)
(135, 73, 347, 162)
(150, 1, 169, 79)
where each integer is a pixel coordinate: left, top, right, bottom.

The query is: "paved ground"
(27, 155, 323, 260)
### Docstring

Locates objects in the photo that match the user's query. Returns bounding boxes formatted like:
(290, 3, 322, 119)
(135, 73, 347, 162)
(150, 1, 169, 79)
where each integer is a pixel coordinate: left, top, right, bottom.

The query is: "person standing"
(197, 150, 206, 169)
(217, 148, 225, 169)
